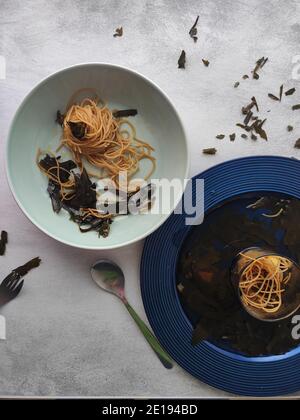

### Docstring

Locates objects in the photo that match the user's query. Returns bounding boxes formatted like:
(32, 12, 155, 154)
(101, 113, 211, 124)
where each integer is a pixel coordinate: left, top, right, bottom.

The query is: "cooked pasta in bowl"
(6, 63, 189, 249)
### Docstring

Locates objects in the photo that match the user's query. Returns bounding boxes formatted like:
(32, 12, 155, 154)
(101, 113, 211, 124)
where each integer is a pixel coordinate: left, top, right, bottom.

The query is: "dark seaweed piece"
(189, 16, 199, 42)
(285, 88, 296, 96)
(252, 56, 268, 79)
(254, 119, 268, 141)
(244, 111, 253, 126)
(268, 93, 279, 101)
(294, 139, 300, 149)
(113, 109, 138, 118)
(55, 110, 65, 126)
(287, 125, 294, 132)
(64, 169, 96, 210)
(251, 96, 259, 112)
(39, 155, 76, 183)
(203, 148, 217, 155)
(13, 257, 41, 277)
(0, 231, 8, 256)
(0, 257, 41, 306)
(241, 134, 248, 139)
(178, 50, 186, 69)
(113, 27, 123, 37)
(242, 97, 259, 115)
(47, 181, 62, 213)
(68, 122, 86, 139)
(279, 84, 283, 101)
(251, 134, 258, 141)
(234, 82, 240, 88)
(242, 75, 249, 80)
(202, 59, 210, 67)
(229, 133, 236, 142)
(216, 134, 225, 140)
(292, 104, 300, 110)
(98, 219, 111, 238)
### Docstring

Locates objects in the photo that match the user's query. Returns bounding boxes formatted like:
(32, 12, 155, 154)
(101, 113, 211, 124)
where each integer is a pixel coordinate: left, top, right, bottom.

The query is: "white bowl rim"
(5, 62, 190, 250)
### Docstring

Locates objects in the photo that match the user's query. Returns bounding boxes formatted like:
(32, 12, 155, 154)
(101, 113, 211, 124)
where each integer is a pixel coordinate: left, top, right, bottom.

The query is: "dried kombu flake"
(268, 93, 279, 101)
(252, 56, 268, 79)
(113, 109, 138, 118)
(0, 231, 8, 256)
(251, 134, 258, 141)
(113, 27, 123, 37)
(254, 119, 268, 140)
(279, 84, 283, 101)
(229, 133, 236, 142)
(234, 82, 240, 88)
(294, 139, 300, 149)
(68, 122, 86, 139)
(292, 104, 300, 110)
(202, 59, 210, 67)
(178, 50, 186, 69)
(241, 134, 248, 139)
(203, 148, 217, 155)
(189, 16, 199, 42)
(251, 96, 259, 112)
(242, 75, 249, 80)
(244, 111, 253, 126)
(47, 181, 62, 213)
(39, 155, 76, 183)
(285, 88, 296, 96)
(55, 110, 65, 126)
(216, 134, 225, 140)
(64, 169, 96, 210)
(287, 125, 294, 132)
(13, 257, 41, 278)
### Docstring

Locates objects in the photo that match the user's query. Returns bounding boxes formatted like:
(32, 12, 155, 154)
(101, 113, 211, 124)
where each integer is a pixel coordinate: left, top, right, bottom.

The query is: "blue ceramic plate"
(141, 156, 300, 397)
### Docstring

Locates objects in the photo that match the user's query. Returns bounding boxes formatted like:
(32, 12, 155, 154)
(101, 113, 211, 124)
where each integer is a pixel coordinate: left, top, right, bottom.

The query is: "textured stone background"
(0, 0, 300, 397)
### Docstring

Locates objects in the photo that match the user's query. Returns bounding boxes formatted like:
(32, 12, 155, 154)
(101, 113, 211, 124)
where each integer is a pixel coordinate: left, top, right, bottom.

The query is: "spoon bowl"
(91, 259, 173, 369)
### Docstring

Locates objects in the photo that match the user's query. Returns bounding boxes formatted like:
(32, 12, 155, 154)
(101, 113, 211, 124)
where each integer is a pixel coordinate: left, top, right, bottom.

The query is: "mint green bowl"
(6, 63, 189, 249)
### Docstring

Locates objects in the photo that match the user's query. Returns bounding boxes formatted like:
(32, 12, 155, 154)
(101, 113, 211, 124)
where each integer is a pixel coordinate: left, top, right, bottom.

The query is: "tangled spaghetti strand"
(58, 95, 156, 186)
(239, 254, 292, 314)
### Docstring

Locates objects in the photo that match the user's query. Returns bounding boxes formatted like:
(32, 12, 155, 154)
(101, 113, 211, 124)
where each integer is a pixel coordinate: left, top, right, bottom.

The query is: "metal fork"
(0, 271, 24, 307)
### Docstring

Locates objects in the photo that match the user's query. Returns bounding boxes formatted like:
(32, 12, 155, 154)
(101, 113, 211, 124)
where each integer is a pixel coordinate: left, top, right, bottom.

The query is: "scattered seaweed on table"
(280, 84, 283, 101)
(216, 134, 225, 140)
(268, 93, 280, 101)
(189, 16, 199, 42)
(0, 257, 41, 306)
(285, 88, 296, 96)
(287, 125, 294, 132)
(202, 59, 210, 67)
(113, 109, 138, 118)
(252, 56, 268, 80)
(229, 133, 236, 142)
(292, 104, 300, 111)
(203, 148, 217, 155)
(178, 50, 186, 69)
(0, 231, 8, 256)
(113, 27, 123, 37)
(242, 75, 249, 80)
(234, 82, 240, 88)
(294, 139, 300, 149)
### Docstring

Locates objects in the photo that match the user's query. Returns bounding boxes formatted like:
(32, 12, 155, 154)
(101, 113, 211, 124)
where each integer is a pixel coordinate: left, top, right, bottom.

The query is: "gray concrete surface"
(0, 0, 300, 397)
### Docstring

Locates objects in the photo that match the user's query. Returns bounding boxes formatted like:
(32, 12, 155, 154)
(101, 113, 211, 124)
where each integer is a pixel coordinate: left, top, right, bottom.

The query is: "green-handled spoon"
(91, 260, 173, 369)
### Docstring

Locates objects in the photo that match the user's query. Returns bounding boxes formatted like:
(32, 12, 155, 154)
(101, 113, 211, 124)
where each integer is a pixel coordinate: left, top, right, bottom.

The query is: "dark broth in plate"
(177, 192, 300, 357)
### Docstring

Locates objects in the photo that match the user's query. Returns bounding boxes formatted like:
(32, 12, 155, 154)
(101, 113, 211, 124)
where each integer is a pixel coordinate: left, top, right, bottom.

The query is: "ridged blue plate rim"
(140, 156, 300, 397)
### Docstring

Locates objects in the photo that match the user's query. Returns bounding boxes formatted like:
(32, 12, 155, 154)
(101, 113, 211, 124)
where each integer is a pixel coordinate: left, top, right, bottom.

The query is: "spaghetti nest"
(239, 254, 292, 314)
(59, 97, 156, 186)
